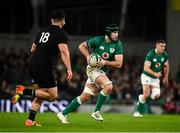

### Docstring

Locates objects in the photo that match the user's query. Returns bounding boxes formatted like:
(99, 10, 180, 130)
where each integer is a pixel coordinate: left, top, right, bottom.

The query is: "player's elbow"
(60, 49, 67, 56)
(49, 94, 58, 102)
(79, 44, 82, 51)
(31, 48, 36, 53)
(116, 65, 121, 68)
(116, 62, 122, 68)
(31, 44, 37, 53)
(144, 67, 149, 73)
(59, 43, 69, 55)
(79, 42, 87, 50)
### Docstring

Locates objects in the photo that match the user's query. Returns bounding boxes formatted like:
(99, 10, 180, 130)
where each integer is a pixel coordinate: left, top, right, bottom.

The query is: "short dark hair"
(50, 9, 65, 20)
(156, 39, 165, 44)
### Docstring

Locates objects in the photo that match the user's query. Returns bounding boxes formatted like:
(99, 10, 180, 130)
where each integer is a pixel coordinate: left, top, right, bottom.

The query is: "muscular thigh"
(85, 79, 101, 95)
(41, 87, 57, 96)
(85, 67, 111, 95)
(142, 84, 151, 96)
(141, 73, 160, 88)
(29, 63, 56, 88)
(95, 75, 111, 89)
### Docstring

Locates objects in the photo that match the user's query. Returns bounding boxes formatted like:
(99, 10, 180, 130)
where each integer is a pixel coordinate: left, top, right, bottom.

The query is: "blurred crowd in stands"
(0, 47, 180, 114)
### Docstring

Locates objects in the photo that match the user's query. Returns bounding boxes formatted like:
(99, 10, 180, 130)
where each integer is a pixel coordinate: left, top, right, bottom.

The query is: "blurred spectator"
(0, 79, 12, 99)
(0, 48, 7, 81)
(162, 79, 180, 114)
(176, 64, 180, 83)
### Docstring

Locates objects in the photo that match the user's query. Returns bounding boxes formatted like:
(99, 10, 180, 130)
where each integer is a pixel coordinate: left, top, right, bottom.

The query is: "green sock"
(144, 97, 152, 114)
(94, 92, 107, 112)
(134, 101, 144, 113)
(62, 98, 80, 115)
(146, 97, 152, 103)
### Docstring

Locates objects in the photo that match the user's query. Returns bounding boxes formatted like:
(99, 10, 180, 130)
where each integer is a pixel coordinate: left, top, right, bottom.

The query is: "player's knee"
(154, 94, 160, 99)
(49, 93, 58, 101)
(143, 93, 150, 100)
(151, 88, 160, 99)
(103, 83, 113, 94)
(80, 93, 91, 103)
(139, 94, 145, 103)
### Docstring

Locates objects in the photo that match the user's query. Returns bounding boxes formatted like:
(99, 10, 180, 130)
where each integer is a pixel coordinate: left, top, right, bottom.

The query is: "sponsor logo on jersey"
(110, 48, 115, 53)
(100, 46, 104, 50)
(153, 58, 157, 62)
(102, 52, 109, 59)
(161, 58, 165, 62)
(155, 63, 161, 68)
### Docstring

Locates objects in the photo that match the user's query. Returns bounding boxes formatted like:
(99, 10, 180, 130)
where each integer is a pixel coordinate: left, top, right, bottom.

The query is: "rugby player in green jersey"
(57, 24, 123, 123)
(133, 39, 169, 117)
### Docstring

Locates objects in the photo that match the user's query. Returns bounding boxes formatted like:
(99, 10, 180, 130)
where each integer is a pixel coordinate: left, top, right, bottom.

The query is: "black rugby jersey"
(30, 25, 68, 65)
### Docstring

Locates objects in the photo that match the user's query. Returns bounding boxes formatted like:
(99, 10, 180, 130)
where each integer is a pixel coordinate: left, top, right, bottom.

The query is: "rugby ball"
(89, 53, 102, 67)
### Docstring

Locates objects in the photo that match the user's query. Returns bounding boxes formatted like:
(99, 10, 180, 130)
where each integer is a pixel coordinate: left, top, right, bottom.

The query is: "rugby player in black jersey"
(11, 9, 73, 127)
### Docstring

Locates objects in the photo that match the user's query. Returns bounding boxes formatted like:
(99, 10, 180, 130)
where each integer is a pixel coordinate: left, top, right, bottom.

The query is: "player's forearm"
(60, 48, 72, 71)
(144, 66, 157, 77)
(79, 42, 90, 58)
(164, 64, 169, 79)
(104, 60, 122, 68)
(31, 43, 37, 53)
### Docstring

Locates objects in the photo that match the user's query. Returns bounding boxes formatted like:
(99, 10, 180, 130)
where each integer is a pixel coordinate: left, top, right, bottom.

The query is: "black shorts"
(28, 63, 56, 88)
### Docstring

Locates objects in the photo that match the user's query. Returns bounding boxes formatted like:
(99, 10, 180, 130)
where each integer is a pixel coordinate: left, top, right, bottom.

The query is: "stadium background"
(0, 0, 180, 114)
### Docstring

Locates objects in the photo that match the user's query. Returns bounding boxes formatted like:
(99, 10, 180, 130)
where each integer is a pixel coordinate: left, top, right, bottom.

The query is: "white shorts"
(141, 73, 160, 88)
(86, 65, 106, 85)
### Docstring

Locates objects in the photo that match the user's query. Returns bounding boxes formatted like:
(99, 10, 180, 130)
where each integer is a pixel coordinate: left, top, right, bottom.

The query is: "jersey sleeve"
(145, 50, 153, 62)
(115, 41, 123, 55)
(33, 31, 42, 45)
(164, 51, 168, 63)
(86, 36, 100, 48)
(57, 30, 68, 44)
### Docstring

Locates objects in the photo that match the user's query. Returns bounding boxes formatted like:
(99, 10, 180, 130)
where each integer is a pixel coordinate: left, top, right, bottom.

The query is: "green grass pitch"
(0, 112, 180, 132)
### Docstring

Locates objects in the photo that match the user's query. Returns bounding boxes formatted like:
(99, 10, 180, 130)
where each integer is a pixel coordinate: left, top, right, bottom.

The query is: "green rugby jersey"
(143, 49, 168, 78)
(87, 36, 123, 72)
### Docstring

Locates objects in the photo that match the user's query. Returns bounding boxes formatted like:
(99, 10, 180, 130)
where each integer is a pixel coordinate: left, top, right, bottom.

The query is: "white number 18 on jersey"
(39, 32, 50, 43)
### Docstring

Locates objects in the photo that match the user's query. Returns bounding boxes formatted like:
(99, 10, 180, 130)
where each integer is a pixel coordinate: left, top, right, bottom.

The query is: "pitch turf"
(0, 112, 180, 132)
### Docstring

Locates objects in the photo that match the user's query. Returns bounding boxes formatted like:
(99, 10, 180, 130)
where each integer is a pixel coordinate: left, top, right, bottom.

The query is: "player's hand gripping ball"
(89, 53, 102, 67)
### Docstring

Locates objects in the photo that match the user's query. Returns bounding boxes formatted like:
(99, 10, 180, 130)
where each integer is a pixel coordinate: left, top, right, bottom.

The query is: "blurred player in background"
(57, 24, 123, 123)
(133, 39, 169, 117)
(11, 9, 73, 126)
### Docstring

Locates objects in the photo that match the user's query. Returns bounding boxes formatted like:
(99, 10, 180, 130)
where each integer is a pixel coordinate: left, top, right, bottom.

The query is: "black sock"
(28, 109, 37, 121)
(23, 88, 35, 97)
